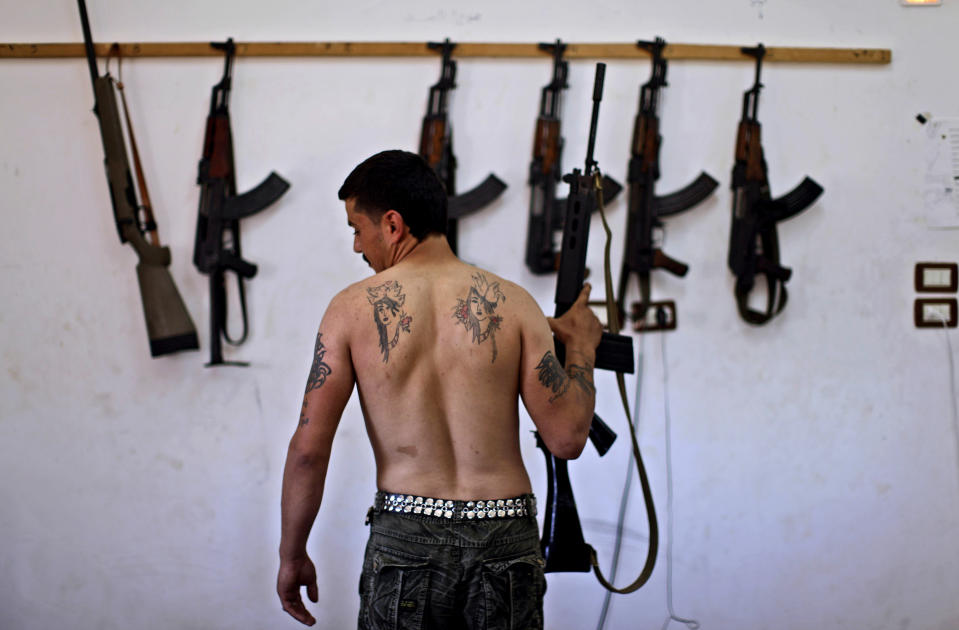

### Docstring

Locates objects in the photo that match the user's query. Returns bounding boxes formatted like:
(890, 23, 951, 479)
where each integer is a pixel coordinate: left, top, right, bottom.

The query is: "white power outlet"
(922, 302, 952, 323)
(915, 298, 958, 328)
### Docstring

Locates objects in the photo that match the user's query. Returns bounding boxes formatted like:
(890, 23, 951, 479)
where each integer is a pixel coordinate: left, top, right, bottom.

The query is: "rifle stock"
(78, 0, 198, 357)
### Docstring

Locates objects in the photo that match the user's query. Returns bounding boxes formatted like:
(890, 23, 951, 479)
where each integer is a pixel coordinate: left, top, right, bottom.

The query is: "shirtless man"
(277, 150, 602, 629)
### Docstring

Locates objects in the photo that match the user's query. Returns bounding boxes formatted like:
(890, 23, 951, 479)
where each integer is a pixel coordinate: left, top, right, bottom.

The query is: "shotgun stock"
(77, 0, 198, 357)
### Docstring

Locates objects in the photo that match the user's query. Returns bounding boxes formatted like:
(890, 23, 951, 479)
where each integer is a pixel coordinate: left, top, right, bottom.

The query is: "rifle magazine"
(221, 172, 290, 221)
(447, 173, 507, 219)
(773, 176, 823, 222)
(653, 171, 719, 217)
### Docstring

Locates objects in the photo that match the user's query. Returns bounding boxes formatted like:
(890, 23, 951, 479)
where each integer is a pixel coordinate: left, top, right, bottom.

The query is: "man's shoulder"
(462, 266, 545, 317)
(330, 272, 396, 307)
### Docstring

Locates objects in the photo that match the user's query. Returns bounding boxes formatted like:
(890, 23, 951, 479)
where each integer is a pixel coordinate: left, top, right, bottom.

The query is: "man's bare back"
(327, 239, 551, 499)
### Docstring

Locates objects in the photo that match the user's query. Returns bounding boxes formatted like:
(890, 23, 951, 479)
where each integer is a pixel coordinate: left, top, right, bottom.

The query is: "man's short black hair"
(338, 150, 448, 240)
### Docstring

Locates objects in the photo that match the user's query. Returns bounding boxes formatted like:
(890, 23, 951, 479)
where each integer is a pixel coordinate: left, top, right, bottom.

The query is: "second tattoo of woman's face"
(453, 272, 506, 362)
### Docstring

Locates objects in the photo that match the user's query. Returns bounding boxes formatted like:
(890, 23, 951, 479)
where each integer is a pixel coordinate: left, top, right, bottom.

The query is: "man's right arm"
(519, 284, 603, 459)
(278, 292, 357, 626)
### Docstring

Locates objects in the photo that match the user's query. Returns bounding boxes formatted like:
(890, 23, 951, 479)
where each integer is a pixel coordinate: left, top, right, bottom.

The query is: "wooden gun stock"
(533, 118, 561, 175)
(419, 117, 447, 170)
(652, 249, 689, 277)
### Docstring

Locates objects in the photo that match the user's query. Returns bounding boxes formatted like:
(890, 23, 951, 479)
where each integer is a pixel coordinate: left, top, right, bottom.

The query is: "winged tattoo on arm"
(299, 333, 332, 426)
(536, 350, 595, 403)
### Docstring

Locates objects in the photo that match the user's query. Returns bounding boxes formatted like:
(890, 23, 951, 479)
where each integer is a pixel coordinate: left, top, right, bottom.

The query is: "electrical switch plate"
(914, 298, 958, 327)
(915, 262, 958, 292)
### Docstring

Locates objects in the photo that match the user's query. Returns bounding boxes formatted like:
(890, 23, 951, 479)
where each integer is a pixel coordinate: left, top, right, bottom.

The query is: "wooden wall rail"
(1, 41, 891, 64)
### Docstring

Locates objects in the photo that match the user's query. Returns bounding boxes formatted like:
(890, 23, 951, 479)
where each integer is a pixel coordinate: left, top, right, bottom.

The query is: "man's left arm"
(278, 297, 356, 626)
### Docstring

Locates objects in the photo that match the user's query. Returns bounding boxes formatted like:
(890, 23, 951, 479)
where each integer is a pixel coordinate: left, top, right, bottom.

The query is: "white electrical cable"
(934, 312, 959, 492)
(595, 335, 645, 630)
(659, 332, 700, 630)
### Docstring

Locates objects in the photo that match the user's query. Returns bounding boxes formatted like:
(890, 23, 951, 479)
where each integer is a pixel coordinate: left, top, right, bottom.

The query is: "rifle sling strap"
(590, 171, 659, 594)
(734, 219, 789, 325)
(109, 45, 159, 247)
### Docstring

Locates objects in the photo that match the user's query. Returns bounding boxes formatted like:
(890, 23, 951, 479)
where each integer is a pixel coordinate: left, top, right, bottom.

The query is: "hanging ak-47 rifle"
(619, 38, 717, 332)
(536, 63, 657, 595)
(76, 0, 199, 358)
(419, 39, 507, 254)
(193, 39, 290, 366)
(525, 40, 622, 275)
(728, 44, 823, 325)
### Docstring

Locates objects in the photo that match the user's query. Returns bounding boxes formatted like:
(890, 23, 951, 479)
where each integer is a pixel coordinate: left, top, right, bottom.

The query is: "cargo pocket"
(481, 553, 546, 630)
(364, 546, 431, 630)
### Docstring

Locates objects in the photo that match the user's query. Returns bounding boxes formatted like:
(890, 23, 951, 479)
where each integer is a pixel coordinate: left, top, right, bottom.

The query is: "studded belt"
(373, 491, 536, 520)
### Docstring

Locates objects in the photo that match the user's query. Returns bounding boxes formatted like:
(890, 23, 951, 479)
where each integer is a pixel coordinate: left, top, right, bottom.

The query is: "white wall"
(2, 1, 958, 629)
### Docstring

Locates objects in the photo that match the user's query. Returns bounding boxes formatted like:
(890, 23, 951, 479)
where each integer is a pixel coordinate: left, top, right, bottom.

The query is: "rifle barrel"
(584, 63, 605, 174)
(76, 0, 100, 88)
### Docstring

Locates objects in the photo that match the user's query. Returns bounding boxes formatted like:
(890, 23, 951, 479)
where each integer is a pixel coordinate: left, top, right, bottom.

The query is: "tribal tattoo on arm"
(300, 333, 333, 426)
(305, 333, 332, 394)
(536, 350, 595, 403)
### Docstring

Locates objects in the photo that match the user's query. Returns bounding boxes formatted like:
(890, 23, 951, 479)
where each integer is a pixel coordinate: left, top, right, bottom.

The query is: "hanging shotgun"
(419, 39, 507, 254)
(193, 39, 290, 366)
(525, 40, 622, 275)
(536, 66, 656, 595)
(729, 44, 823, 325)
(618, 37, 717, 333)
(76, 0, 198, 358)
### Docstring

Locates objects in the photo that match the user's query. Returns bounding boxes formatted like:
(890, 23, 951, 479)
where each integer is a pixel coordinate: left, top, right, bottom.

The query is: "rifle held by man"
(77, 0, 198, 358)
(419, 39, 506, 254)
(193, 39, 290, 366)
(536, 64, 637, 574)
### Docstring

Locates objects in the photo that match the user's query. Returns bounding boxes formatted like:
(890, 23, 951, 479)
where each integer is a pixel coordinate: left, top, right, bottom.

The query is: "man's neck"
(388, 233, 454, 268)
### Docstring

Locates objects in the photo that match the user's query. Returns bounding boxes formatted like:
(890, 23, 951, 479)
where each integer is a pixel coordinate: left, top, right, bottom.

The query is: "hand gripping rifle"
(536, 65, 658, 594)
(525, 40, 623, 275)
(77, 0, 199, 357)
(193, 39, 290, 366)
(729, 44, 823, 325)
(419, 39, 507, 254)
(618, 37, 717, 333)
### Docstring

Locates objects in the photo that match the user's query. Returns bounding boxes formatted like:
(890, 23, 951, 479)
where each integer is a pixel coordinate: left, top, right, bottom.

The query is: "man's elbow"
(542, 422, 590, 460)
(550, 438, 587, 460)
(286, 434, 331, 471)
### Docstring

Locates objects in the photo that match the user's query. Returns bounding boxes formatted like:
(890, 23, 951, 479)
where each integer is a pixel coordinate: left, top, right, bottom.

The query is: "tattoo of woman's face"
(453, 272, 506, 362)
(367, 280, 412, 363)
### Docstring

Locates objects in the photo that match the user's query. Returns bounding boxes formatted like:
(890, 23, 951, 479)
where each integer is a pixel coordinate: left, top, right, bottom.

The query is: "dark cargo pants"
(358, 496, 546, 630)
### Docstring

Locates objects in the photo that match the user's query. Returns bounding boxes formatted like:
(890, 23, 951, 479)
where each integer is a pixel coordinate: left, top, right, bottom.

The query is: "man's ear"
(381, 210, 409, 243)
